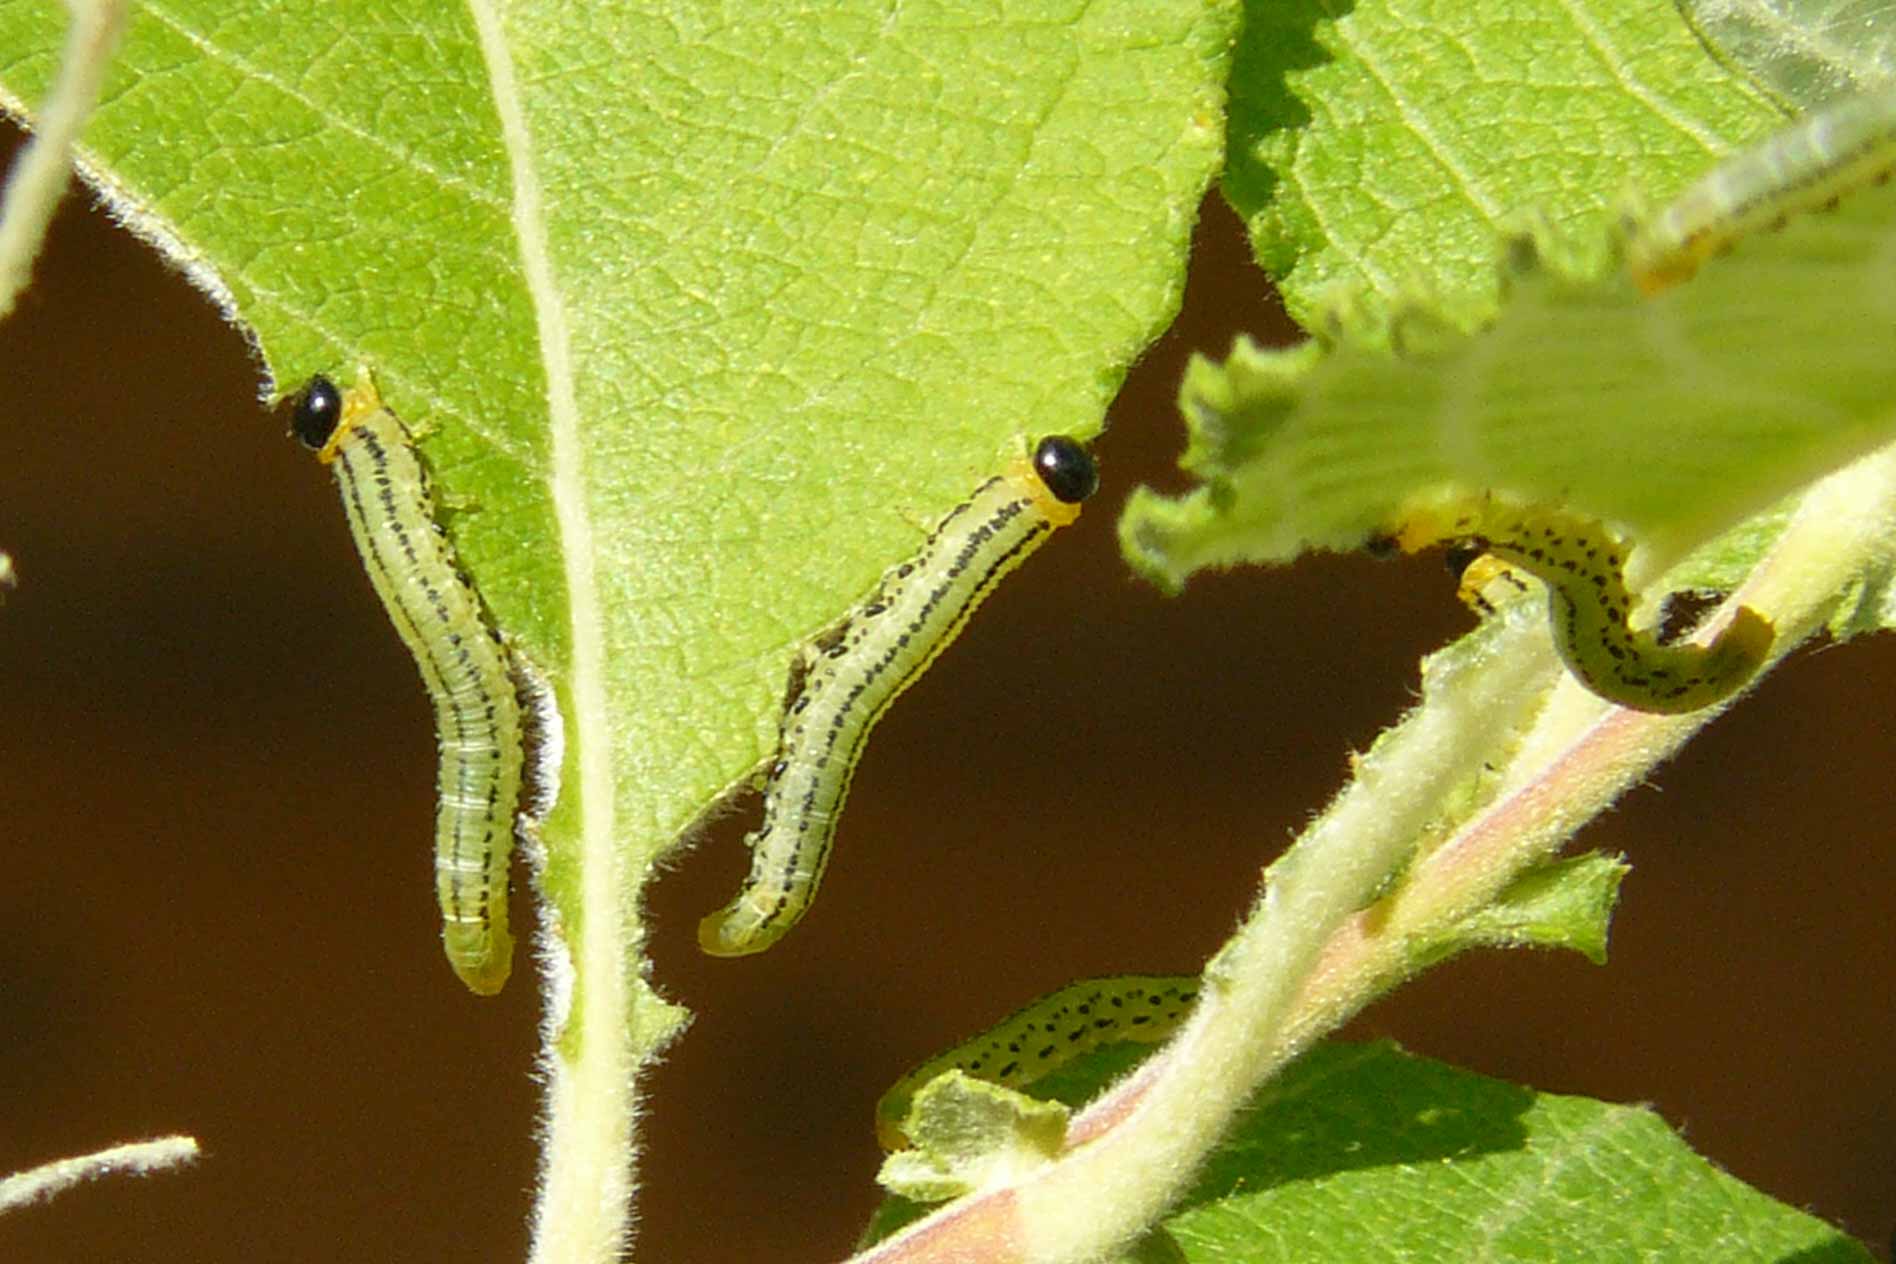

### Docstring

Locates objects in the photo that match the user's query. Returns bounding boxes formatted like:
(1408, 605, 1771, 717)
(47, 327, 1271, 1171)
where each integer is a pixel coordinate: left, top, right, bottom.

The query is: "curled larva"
(697, 436, 1100, 958)
(290, 371, 524, 995)
(875, 975, 1199, 1151)
(1627, 84, 1896, 294)
(1386, 499, 1773, 714)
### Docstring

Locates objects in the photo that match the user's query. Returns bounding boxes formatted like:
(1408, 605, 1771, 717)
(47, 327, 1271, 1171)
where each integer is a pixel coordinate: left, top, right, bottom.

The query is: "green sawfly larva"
(697, 436, 1100, 958)
(1627, 84, 1896, 294)
(290, 370, 530, 996)
(1380, 498, 1773, 714)
(875, 975, 1198, 1150)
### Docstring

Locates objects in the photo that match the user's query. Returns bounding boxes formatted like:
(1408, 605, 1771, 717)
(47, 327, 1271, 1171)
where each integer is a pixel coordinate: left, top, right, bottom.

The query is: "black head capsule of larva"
(1032, 435, 1098, 504)
(290, 375, 344, 450)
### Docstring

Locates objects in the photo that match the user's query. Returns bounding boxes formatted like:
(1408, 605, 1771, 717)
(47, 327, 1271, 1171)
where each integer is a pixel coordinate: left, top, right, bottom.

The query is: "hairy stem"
(851, 441, 1896, 1264)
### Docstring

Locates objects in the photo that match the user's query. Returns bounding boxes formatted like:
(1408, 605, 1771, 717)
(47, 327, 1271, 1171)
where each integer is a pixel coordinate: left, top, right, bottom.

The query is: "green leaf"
(0, 1, 1234, 978)
(1120, 177, 1896, 598)
(1164, 1042, 1870, 1263)
(0, 0, 1238, 1246)
(1226, 0, 1785, 335)
(1110, 1230, 1192, 1264)
(866, 1042, 1868, 1260)
(1430, 851, 1628, 966)
(1678, 0, 1896, 107)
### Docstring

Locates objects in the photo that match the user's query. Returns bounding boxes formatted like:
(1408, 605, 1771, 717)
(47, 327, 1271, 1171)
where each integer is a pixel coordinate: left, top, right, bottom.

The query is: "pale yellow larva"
(698, 436, 1099, 958)
(1628, 84, 1896, 294)
(290, 371, 524, 995)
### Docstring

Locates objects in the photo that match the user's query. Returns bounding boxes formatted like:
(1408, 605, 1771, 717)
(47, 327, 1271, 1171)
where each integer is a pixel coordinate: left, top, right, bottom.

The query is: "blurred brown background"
(0, 119, 1891, 1263)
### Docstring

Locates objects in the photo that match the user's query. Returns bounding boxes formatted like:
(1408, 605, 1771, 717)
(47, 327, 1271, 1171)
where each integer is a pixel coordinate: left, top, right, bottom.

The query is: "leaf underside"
(0, 0, 1240, 1036)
